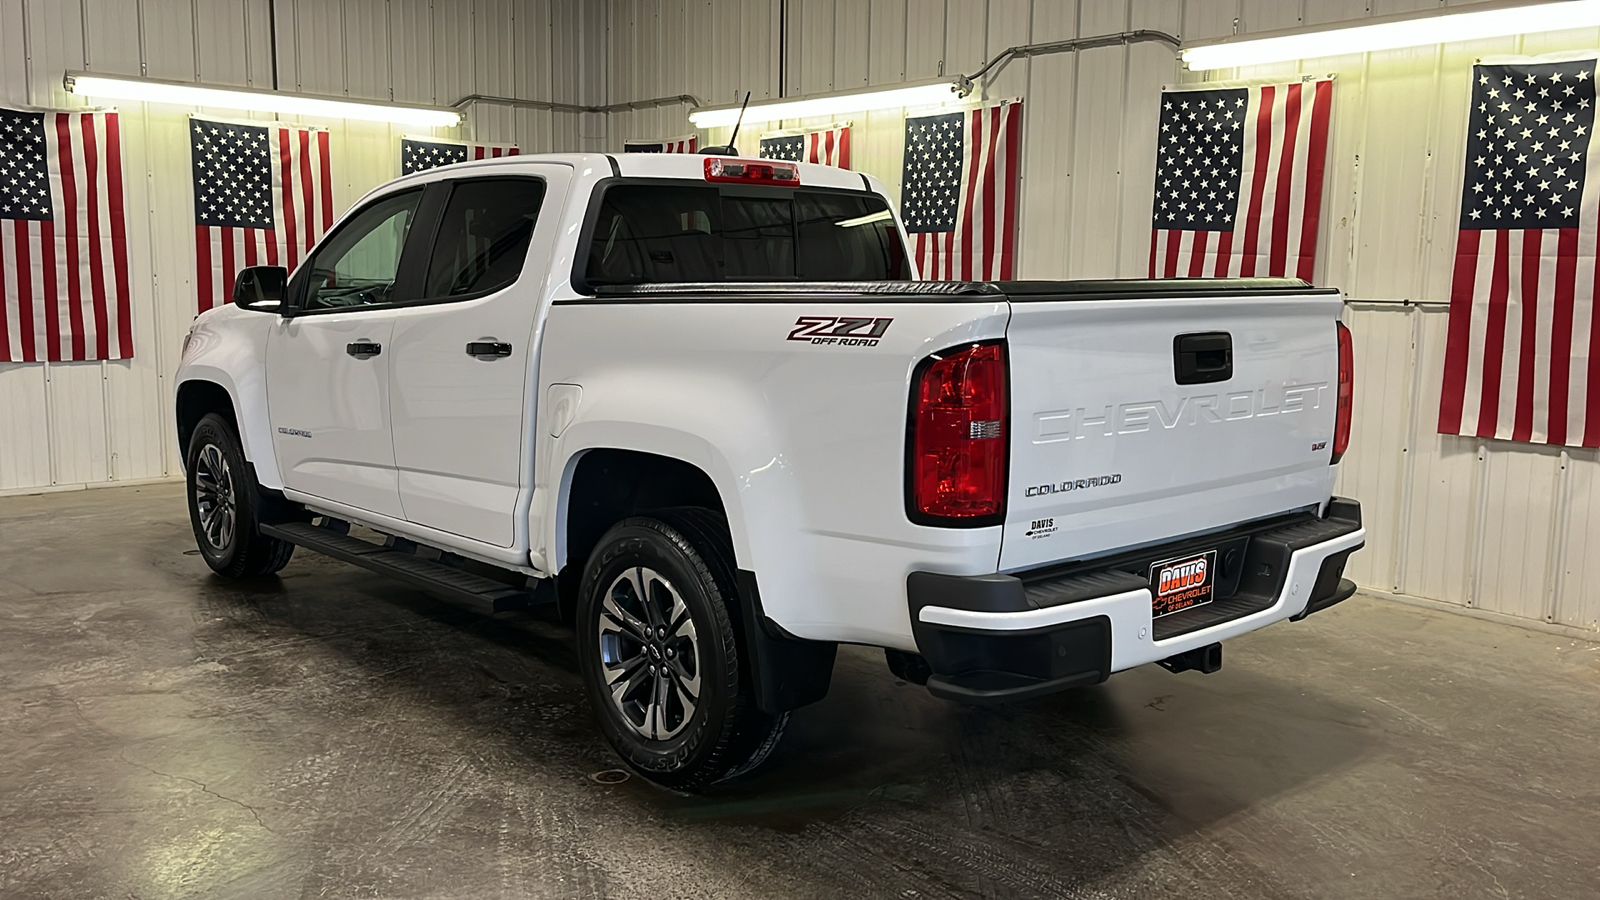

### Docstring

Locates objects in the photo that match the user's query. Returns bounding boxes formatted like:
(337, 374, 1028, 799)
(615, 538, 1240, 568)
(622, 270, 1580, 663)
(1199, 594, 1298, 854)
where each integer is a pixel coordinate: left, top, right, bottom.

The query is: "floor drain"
(589, 768, 630, 785)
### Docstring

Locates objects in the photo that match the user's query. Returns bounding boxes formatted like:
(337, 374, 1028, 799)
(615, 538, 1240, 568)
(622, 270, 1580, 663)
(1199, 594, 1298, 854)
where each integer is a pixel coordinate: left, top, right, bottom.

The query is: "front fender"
(175, 306, 282, 489)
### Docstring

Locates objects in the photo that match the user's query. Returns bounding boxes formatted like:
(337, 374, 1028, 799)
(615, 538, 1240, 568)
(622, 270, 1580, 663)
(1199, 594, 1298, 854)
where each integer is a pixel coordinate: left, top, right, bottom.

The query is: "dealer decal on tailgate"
(1150, 549, 1218, 618)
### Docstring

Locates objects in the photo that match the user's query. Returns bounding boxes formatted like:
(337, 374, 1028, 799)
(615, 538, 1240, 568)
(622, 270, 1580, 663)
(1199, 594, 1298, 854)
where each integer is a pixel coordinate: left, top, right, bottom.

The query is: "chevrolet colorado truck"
(175, 151, 1364, 790)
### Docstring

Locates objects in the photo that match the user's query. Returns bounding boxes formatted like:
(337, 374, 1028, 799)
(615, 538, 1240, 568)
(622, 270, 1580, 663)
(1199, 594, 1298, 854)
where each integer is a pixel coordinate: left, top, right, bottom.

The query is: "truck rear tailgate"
(1000, 283, 1345, 572)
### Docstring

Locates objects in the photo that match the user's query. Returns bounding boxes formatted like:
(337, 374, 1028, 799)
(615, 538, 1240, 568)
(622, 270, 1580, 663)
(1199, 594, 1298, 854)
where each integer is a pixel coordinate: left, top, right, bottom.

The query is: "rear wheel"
(577, 511, 786, 791)
(185, 413, 294, 579)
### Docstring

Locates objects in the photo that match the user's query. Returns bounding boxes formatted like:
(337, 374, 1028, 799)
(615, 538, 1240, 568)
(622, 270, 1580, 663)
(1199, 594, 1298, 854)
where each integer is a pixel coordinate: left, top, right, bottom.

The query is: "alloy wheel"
(193, 443, 237, 552)
(596, 566, 702, 740)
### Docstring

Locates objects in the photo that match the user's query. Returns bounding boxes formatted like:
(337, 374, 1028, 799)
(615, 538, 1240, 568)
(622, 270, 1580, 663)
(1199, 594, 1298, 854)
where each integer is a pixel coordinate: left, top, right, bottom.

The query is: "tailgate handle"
(1174, 332, 1232, 384)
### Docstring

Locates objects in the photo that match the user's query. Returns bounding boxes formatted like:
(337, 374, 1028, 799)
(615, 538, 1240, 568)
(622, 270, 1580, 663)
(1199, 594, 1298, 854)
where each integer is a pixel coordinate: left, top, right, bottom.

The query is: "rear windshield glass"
(583, 184, 912, 286)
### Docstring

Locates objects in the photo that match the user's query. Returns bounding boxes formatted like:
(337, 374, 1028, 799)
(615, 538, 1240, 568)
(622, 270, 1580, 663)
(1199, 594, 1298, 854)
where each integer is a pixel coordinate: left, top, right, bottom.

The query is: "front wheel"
(577, 511, 786, 791)
(185, 413, 294, 579)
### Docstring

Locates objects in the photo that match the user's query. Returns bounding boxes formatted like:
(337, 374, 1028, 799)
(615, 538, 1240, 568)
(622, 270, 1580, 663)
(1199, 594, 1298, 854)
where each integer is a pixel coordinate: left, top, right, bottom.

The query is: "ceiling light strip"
(1182, 0, 1600, 71)
(64, 72, 461, 128)
(689, 80, 967, 129)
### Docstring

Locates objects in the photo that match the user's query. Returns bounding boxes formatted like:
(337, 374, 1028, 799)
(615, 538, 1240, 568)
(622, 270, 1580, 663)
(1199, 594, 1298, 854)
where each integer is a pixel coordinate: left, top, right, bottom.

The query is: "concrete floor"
(2, 484, 1598, 900)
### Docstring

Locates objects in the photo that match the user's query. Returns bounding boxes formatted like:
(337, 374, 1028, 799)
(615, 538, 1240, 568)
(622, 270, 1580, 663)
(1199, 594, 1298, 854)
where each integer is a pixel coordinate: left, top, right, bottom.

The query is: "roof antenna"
(700, 91, 751, 155)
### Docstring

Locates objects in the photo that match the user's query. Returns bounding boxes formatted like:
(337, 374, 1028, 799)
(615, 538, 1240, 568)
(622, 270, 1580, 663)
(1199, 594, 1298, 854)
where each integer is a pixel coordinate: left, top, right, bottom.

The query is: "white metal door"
(264, 187, 424, 519)
(265, 315, 401, 517)
(388, 166, 571, 548)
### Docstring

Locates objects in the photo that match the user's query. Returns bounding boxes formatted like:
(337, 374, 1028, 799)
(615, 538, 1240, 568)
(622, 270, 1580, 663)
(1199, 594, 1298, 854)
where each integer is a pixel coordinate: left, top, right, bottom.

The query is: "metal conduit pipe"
(450, 30, 1177, 121)
(958, 29, 1181, 91)
(451, 93, 703, 115)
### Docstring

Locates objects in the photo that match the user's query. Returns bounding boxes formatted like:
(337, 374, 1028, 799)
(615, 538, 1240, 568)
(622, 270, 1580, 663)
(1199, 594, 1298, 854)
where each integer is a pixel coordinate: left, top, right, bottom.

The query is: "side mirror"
(232, 266, 289, 312)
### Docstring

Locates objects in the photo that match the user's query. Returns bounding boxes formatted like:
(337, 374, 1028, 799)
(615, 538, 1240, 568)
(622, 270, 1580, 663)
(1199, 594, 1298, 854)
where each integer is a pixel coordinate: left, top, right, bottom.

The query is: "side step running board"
(261, 521, 531, 615)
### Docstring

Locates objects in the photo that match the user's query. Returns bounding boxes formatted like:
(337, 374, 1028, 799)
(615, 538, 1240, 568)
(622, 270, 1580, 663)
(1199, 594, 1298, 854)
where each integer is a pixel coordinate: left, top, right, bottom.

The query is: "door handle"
(466, 341, 513, 360)
(345, 341, 382, 359)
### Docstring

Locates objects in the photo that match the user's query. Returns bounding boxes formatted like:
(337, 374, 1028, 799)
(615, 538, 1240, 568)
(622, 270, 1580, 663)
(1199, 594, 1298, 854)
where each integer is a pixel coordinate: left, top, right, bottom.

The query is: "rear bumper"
(906, 499, 1365, 704)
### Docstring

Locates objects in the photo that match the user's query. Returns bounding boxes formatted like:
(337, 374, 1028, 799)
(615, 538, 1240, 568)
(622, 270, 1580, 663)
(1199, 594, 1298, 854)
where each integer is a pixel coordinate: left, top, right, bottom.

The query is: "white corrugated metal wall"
(607, 0, 1599, 633)
(2, 0, 1595, 634)
(0, 0, 602, 496)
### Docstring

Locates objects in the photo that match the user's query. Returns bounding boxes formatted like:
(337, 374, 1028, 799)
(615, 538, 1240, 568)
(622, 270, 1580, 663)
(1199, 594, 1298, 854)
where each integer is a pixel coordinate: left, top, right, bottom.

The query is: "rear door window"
(422, 177, 547, 299)
(584, 183, 910, 287)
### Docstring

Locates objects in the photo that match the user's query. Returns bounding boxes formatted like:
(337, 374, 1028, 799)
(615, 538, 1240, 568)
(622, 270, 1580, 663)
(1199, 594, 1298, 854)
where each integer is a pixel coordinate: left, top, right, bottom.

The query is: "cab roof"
(384, 150, 875, 194)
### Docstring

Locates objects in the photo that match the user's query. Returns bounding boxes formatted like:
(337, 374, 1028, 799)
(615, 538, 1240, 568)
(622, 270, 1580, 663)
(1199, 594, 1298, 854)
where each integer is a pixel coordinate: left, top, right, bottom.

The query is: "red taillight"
(703, 157, 800, 186)
(909, 342, 1008, 524)
(1332, 321, 1354, 464)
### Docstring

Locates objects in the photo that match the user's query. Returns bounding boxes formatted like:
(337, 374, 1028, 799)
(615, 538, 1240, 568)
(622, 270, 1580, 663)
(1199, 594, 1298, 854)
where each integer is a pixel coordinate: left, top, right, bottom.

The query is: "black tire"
(577, 509, 786, 791)
(185, 413, 295, 580)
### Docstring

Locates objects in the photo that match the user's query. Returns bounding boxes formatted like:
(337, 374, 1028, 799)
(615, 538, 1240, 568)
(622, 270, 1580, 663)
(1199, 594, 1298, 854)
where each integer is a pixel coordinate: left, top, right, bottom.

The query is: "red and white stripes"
(913, 100, 1022, 282)
(804, 125, 851, 168)
(624, 135, 698, 153)
(1, 110, 132, 362)
(1439, 221, 1600, 447)
(195, 123, 332, 313)
(470, 143, 518, 160)
(1149, 78, 1332, 281)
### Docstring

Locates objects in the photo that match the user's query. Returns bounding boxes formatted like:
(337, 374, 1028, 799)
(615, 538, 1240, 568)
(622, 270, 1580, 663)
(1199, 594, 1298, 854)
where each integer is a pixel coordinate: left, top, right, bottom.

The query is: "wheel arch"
(558, 446, 728, 578)
(175, 379, 239, 458)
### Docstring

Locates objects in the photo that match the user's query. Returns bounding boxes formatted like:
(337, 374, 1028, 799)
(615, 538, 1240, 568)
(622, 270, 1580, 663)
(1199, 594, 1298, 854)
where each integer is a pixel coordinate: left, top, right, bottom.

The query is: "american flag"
(759, 124, 851, 168)
(624, 135, 698, 153)
(401, 137, 518, 175)
(901, 100, 1021, 281)
(1439, 59, 1600, 447)
(191, 117, 332, 313)
(1148, 78, 1332, 280)
(1, 107, 132, 362)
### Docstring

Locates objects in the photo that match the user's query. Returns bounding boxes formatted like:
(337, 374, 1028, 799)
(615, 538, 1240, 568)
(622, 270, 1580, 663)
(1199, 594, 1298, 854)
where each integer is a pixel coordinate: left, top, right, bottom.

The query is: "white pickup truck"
(175, 152, 1364, 790)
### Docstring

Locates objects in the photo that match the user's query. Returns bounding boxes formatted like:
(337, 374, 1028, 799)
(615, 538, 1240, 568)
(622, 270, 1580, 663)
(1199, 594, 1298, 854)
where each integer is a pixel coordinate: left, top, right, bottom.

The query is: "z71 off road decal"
(787, 316, 893, 347)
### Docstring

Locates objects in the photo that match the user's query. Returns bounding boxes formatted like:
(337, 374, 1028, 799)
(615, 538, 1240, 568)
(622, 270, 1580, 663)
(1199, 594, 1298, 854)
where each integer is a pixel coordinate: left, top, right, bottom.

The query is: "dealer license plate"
(1149, 549, 1218, 618)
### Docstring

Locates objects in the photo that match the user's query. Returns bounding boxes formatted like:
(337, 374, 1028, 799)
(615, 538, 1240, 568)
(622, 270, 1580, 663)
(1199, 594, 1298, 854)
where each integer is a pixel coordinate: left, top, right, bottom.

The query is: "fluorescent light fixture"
(689, 79, 966, 128)
(1182, 0, 1600, 71)
(64, 71, 461, 127)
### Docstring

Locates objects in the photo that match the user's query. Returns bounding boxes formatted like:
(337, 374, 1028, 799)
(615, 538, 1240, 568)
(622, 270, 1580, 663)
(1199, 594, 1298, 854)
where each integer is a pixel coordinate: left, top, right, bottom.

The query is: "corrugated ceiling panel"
(904, 0, 945, 80)
(982, 0, 1031, 102)
(1132, 0, 1181, 34)
(1304, 0, 1371, 28)
(833, 0, 871, 91)
(83, 0, 141, 75)
(27, 0, 84, 106)
(1239, 0, 1298, 34)
(390, 0, 436, 104)
(1180, 0, 1237, 43)
(139, 0, 194, 83)
(345, 0, 391, 100)
(292, 0, 343, 95)
(194, 0, 249, 87)
(797, 0, 834, 94)
(867, 0, 908, 86)
(680, 0, 712, 103)
(1078, 0, 1126, 37)
(431, 0, 474, 108)
(943, 0, 988, 79)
